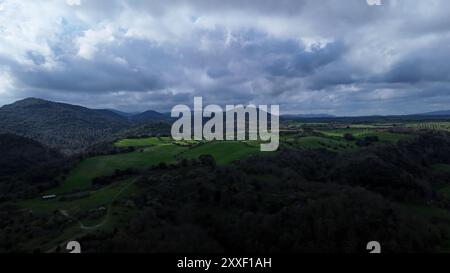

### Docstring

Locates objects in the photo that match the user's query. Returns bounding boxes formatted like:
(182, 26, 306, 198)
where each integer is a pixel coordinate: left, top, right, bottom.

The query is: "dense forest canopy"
(0, 134, 73, 200)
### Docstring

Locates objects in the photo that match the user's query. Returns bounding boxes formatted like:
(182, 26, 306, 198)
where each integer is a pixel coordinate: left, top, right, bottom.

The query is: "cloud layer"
(0, 0, 449, 115)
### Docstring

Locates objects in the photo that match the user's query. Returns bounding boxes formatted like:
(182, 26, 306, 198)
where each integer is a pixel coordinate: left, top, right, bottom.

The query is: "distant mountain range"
(281, 113, 336, 119)
(130, 110, 172, 123)
(103, 109, 139, 117)
(281, 111, 450, 120)
(412, 110, 450, 117)
(1, 98, 450, 153)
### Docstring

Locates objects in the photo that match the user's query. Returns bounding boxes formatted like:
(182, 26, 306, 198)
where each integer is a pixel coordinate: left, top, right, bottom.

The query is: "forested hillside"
(0, 98, 170, 153)
(130, 110, 171, 123)
(0, 134, 73, 200)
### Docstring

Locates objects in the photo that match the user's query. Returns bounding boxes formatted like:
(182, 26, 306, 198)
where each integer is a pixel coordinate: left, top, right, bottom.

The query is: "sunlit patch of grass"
(115, 136, 171, 147)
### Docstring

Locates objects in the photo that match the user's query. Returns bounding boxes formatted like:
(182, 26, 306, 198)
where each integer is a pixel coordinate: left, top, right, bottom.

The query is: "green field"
(173, 139, 201, 146)
(50, 144, 187, 194)
(21, 178, 137, 215)
(179, 141, 261, 165)
(115, 136, 172, 147)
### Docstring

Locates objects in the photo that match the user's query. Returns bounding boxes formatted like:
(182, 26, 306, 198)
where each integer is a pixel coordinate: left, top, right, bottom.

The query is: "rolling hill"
(130, 110, 172, 123)
(0, 133, 64, 177)
(0, 98, 130, 153)
(0, 133, 70, 199)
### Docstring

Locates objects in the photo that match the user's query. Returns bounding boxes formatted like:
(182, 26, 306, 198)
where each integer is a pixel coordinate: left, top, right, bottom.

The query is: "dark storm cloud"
(0, 0, 450, 115)
(304, 60, 360, 90)
(265, 41, 346, 78)
(8, 38, 178, 93)
(384, 46, 450, 84)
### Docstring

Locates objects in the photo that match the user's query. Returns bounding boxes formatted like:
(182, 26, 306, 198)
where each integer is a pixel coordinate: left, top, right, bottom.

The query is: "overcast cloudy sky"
(0, 0, 449, 115)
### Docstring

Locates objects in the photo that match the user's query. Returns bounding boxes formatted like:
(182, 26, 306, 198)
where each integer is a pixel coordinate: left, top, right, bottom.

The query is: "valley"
(3, 99, 450, 253)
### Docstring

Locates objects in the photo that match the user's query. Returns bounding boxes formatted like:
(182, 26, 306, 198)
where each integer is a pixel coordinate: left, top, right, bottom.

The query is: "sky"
(0, 0, 449, 115)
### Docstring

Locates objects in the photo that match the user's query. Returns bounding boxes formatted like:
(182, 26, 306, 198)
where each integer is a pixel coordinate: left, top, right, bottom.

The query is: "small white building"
(42, 194, 57, 200)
